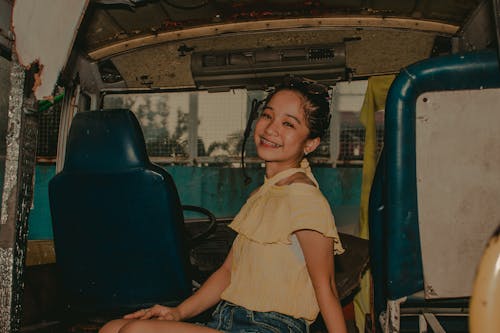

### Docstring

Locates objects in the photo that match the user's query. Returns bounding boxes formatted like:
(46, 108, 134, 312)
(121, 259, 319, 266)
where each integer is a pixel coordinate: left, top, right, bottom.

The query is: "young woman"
(99, 76, 347, 333)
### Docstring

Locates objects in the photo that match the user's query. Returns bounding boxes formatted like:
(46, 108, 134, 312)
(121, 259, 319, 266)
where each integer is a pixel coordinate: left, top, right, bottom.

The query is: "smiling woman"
(0, 1, 497, 333)
(99, 75, 347, 333)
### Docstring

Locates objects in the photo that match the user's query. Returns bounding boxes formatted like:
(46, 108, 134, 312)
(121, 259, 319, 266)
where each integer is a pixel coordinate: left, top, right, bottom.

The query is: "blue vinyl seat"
(369, 50, 500, 333)
(49, 109, 192, 317)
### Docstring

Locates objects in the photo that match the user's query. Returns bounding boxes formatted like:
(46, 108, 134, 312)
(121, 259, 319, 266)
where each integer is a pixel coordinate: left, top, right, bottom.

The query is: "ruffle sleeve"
(229, 184, 345, 255)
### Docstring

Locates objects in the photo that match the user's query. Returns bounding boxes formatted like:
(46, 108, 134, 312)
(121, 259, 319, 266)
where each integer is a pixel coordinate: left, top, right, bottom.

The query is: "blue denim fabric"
(204, 301, 308, 333)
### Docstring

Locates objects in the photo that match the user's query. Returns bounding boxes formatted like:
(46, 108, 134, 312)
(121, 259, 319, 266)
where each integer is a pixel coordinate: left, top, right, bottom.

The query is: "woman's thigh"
(99, 319, 131, 333)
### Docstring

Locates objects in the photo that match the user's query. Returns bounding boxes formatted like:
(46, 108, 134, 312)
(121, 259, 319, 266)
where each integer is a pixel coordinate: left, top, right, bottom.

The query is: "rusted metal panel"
(88, 17, 457, 60)
(111, 28, 435, 89)
(84, 0, 477, 55)
(0, 57, 38, 333)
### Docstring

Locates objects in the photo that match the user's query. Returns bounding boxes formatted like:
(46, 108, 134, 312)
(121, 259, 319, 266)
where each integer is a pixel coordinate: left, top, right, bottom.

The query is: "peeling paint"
(0, 58, 24, 333)
(0, 62, 23, 228)
(30, 62, 43, 95)
(11, 0, 88, 100)
(0, 248, 14, 332)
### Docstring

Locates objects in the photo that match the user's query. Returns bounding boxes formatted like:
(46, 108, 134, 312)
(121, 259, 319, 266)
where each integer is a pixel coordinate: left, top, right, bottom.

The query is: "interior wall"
(28, 165, 362, 240)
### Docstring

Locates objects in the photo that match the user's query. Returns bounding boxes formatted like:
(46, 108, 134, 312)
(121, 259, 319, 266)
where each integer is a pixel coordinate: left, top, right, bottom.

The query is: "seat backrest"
(369, 50, 500, 318)
(49, 109, 191, 315)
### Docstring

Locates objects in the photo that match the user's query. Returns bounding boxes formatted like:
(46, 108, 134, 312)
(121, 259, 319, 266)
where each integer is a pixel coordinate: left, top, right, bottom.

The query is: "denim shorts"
(204, 301, 308, 333)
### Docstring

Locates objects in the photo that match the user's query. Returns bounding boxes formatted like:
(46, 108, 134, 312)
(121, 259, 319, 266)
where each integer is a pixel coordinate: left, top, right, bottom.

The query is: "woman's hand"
(123, 304, 182, 321)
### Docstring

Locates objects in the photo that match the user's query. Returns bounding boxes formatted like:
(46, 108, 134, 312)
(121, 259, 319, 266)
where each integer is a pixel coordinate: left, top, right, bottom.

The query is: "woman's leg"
(99, 319, 131, 333)
(100, 318, 220, 333)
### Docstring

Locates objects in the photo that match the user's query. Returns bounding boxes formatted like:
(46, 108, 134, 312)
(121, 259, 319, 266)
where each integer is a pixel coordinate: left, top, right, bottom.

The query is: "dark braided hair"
(264, 75, 331, 139)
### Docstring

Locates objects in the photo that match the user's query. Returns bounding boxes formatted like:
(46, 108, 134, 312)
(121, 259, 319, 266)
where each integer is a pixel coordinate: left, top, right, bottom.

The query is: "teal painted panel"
(313, 167, 363, 207)
(28, 164, 362, 240)
(164, 166, 264, 219)
(28, 165, 56, 239)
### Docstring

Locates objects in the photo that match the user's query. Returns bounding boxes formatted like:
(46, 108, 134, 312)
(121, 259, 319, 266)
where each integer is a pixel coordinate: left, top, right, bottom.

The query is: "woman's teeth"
(261, 137, 281, 148)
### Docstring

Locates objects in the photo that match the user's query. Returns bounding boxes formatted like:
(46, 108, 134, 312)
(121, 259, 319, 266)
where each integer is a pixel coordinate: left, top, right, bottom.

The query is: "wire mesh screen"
(332, 80, 384, 166)
(339, 112, 365, 162)
(104, 93, 189, 159)
(337, 111, 384, 164)
(36, 104, 61, 158)
(102, 88, 343, 166)
(35, 82, 378, 166)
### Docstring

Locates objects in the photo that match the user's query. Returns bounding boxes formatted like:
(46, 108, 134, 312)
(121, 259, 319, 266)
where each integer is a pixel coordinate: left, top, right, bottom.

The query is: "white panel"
(416, 88, 500, 299)
(12, 0, 88, 99)
(334, 80, 368, 112)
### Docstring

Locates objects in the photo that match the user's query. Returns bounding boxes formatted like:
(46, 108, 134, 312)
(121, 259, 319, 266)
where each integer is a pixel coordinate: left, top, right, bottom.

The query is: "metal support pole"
(0, 55, 39, 333)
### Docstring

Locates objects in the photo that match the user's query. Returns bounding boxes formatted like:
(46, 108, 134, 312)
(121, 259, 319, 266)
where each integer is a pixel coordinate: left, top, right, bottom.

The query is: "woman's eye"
(260, 112, 271, 119)
(283, 121, 295, 128)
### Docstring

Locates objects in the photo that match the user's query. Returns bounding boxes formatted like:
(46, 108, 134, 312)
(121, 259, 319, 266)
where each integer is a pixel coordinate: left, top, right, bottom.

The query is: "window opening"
(36, 103, 62, 161)
(332, 80, 384, 166)
(27, 81, 385, 167)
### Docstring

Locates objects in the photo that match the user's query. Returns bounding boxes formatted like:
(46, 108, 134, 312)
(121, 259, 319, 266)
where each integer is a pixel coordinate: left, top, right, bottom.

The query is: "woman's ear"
(304, 137, 321, 155)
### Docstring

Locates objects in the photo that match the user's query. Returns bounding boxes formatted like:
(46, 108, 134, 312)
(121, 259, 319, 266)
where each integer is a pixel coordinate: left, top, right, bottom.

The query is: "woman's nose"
(264, 120, 278, 135)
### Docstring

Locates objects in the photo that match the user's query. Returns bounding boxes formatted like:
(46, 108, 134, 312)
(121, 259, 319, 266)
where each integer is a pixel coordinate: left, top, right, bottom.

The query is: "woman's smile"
(258, 136, 282, 148)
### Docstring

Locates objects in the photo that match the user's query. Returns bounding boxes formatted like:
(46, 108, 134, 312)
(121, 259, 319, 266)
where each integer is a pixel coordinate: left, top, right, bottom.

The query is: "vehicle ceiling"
(72, 0, 492, 91)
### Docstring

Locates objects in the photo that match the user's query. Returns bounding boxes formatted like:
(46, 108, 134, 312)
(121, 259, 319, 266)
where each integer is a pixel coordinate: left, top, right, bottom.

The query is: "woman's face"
(253, 90, 319, 174)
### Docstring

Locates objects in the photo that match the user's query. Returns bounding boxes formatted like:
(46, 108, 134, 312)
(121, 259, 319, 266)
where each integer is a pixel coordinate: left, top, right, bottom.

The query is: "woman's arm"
(295, 230, 347, 333)
(124, 248, 233, 321)
(177, 248, 233, 319)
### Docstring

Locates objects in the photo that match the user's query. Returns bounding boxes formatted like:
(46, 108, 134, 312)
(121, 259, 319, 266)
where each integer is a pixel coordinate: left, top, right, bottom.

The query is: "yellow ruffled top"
(220, 159, 344, 322)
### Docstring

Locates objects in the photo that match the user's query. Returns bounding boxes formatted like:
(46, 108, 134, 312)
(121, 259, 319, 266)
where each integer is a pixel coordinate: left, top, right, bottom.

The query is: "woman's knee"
(118, 320, 157, 333)
(99, 319, 130, 333)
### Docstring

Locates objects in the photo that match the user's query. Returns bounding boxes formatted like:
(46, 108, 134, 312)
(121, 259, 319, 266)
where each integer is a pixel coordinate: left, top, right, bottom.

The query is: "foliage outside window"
(104, 90, 255, 165)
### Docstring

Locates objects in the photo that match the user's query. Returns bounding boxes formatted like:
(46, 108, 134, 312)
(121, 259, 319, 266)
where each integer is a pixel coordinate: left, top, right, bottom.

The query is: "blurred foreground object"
(469, 225, 500, 333)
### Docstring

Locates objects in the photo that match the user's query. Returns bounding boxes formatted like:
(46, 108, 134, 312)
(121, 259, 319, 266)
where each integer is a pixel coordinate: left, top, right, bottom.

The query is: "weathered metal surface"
(459, 0, 495, 51)
(0, 247, 14, 331)
(88, 17, 456, 61)
(78, 0, 485, 91)
(416, 89, 500, 299)
(111, 28, 435, 89)
(0, 57, 39, 332)
(83, 0, 478, 54)
(0, 59, 24, 333)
